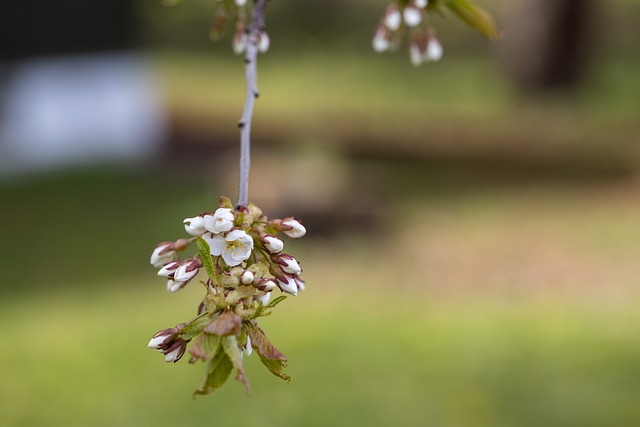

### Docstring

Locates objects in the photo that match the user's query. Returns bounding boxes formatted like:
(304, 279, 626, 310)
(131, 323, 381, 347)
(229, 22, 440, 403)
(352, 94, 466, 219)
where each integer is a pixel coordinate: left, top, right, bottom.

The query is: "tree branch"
(237, 0, 268, 208)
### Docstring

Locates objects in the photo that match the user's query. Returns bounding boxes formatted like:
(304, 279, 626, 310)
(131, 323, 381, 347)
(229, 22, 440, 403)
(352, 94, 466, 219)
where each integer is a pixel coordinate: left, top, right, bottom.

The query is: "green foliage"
(194, 339, 234, 396)
(445, 0, 501, 40)
(196, 236, 217, 283)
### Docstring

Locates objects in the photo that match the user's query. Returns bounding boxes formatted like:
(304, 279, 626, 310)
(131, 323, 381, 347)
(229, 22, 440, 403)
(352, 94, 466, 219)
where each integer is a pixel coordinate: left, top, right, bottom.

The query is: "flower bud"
(235, 0, 247, 6)
(255, 291, 271, 306)
(174, 258, 202, 282)
(403, 6, 423, 27)
(157, 261, 180, 278)
(372, 27, 391, 53)
(276, 275, 298, 295)
(150, 242, 175, 268)
(276, 254, 301, 275)
(281, 217, 306, 238)
(254, 278, 277, 292)
(243, 334, 253, 356)
(426, 35, 443, 62)
(167, 279, 188, 293)
(183, 216, 206, 236)
(204, 208, 235, 234)
(384, 6, 402, 31)
(163, 340, 187, 363)
(258, 31, 270, 53)
(148, 328, 178, 349)
(262, 234, 284, 253)
(415, 0, 428, 8)
(241, 270, 255, 285)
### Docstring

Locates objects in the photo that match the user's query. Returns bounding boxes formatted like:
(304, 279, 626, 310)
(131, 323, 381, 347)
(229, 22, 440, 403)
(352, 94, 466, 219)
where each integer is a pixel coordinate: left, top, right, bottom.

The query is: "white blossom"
(204, 208, 235, 234)
(277, 275, 298, 295)
(263, 235, 284, 253)
(234, 0, 247, 6)
(415, 0, 429, 9)
(282, 217, 306, 238)
(205, 230, 254, 267)
(183, 216, 206, 236)
(384, 8, 402, 31)
(150, 242, 175, 268)
(403, 6, 423, 27)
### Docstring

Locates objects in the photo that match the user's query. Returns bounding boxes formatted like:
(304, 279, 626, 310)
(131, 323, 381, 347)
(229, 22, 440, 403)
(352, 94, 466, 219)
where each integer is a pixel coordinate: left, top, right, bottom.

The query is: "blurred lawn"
(2, 167, 640, 427)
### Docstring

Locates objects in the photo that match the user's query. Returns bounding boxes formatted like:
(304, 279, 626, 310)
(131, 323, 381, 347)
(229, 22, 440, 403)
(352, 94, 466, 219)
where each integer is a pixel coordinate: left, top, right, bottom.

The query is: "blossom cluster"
(373, 0, 443, 66)
(208, 0, 270, 55)
(148, 197, 306, 394)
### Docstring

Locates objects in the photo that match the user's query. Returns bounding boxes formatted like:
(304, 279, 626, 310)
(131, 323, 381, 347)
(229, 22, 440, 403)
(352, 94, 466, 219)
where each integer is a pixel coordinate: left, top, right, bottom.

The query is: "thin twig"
(237, 0, 268, 208)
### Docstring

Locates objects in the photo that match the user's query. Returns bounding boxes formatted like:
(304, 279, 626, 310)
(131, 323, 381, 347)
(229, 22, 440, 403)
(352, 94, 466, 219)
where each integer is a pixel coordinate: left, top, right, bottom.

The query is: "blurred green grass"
(2, 166, 640, 427)
(1, 280, 639, 427)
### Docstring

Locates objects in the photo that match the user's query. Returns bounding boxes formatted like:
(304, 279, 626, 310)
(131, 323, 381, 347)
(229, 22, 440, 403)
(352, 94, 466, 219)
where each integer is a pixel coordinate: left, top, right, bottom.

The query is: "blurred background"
(1, 0, 639, 426)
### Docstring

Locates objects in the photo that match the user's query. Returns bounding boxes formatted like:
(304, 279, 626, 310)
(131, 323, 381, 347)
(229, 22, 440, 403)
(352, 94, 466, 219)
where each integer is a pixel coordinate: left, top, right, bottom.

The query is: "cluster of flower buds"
(373, 0, 443, 65)
(147, 197, 306, 394)
(207, 0, 270, 55)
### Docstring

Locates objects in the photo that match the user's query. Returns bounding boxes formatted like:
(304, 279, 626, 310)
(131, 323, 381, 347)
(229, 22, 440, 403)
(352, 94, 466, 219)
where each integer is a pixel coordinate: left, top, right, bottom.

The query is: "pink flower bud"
(255, 292, 271, 306)
(167, 279, 188, 293)
(262, 234, 284, 253)
(281, 217, 306, 238)
(150, 242, 175, 268)
(174, 258, 202, 282)
(277, 275, 298, 295)
(403, 6, 423, 27)
(157, 261, 180, 278)
(163, 340, 187, 363)
(276, 254, 301, 275)
(258, 31, 270, 53)
(254, 278, 277, 292)
(384, 6, 402, 31)
(148, 328, 178, 349)
(241, 270, 255, 285)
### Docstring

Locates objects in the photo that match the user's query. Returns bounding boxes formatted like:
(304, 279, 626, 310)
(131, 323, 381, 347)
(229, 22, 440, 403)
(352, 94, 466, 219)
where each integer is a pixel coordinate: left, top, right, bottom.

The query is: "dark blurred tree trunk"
(502, 0, 595, 92)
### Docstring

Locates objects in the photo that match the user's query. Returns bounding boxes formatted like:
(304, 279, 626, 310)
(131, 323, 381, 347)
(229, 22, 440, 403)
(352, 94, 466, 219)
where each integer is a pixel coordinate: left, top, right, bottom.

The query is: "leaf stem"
(237, 0, 269, 208)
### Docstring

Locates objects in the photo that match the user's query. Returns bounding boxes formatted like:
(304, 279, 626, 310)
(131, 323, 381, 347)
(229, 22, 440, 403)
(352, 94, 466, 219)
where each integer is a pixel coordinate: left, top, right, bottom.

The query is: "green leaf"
(226, 285, 256, 305)
(193, 340, 233, 397)
(446, 0, 501, 40)
(267, 295, 287, 308)
(196, 237, 217, 283)
(179, 311, 215, 341)
(189, 333, 221, 362)
(247, 323, 291, 382)
(222, 336, 251, 394)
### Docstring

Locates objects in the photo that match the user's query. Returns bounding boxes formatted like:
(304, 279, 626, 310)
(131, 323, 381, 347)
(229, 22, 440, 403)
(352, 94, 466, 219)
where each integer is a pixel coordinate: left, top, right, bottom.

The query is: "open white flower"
(205, 229, 254, 267)
(183, 216, 206, 236)
(204, 208, 235, 234)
